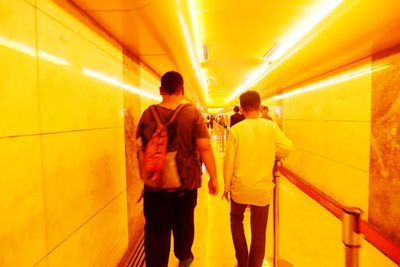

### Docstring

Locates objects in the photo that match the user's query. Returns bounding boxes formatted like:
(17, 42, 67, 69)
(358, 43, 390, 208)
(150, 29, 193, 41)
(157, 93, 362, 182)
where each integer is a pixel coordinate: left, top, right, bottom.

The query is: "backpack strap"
(149, 105, 162, 126)
(166, 104, 188, 126)
(149, 104, 189, 126)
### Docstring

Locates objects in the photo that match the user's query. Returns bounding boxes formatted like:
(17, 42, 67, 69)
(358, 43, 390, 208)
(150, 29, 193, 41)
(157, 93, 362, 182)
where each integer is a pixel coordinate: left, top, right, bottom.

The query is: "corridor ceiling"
(66, 0, 400, 110)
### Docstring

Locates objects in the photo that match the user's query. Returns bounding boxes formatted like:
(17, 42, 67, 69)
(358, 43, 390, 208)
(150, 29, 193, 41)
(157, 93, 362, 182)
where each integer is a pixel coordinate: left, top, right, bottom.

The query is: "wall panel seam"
(33, 188, 127, 266)
(294, 147, 369, 173)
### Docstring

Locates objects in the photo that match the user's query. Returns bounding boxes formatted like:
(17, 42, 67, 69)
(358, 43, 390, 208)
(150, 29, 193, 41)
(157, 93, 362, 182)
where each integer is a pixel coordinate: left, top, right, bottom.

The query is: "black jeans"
(143, 189, 197, 267)
(230, 199, 270, 267)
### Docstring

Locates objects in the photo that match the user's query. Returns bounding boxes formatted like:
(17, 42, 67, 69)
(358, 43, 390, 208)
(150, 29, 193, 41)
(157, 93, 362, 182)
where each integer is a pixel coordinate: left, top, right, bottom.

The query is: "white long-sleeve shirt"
(223, 118, 292, 206)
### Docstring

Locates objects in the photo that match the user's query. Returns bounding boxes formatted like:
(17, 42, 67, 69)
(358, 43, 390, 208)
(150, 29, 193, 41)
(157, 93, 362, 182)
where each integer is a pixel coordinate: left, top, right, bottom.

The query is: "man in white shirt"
(223, 90, 292, 267)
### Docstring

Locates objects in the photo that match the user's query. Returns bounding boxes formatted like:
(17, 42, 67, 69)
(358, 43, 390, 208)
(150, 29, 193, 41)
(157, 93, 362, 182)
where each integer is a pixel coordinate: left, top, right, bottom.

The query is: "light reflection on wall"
(271, 65, 389, 101)
(0, 36, 69, 65)
(82, 68, 161, 101)
(0, 36, 161, 101)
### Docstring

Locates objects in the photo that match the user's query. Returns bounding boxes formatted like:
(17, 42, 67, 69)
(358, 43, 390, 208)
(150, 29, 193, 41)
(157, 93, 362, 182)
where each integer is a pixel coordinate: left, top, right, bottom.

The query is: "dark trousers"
(143, 189, 197, 267)
(230, 199, 270, 267)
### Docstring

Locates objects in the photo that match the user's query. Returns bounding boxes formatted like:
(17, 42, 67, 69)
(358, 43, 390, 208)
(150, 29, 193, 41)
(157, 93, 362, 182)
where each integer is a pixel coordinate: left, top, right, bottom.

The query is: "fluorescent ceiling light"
(266, 0, 342, 62)
(188, 0, 203, 61)
(178, 11, 208, 102)
(226, 0, 342, 102)
(202, 44, 209, 61)
(0, 36, 70, 65)
(227, 62, 270, 101)
(82, 68, 162, 101)
(263, 43, 281, 62)
(271, 65, 389, 101)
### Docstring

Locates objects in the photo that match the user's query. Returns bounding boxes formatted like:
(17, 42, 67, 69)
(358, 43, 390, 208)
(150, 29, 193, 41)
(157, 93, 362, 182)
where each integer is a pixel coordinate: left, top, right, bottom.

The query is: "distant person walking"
(261, 106, 273, 121)
(223, 91, 292, 267)
(230, 105, 245, 127)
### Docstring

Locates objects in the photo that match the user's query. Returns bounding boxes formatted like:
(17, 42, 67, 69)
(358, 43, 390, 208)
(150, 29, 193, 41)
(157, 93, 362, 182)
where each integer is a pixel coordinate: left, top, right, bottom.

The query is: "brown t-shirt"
(137, 104, 209, 189)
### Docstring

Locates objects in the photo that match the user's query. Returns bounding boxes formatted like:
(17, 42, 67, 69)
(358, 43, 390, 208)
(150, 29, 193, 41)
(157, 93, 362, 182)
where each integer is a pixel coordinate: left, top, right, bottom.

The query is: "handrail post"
(270, 161, 293, 267)
(273, 160, 280, 267)
(342, 207, 362, 267)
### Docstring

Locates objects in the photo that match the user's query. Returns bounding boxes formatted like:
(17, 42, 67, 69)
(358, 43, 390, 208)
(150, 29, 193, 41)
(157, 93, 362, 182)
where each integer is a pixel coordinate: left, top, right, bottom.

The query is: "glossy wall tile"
(1, 0, 144, 265)
(0, 0, 39, 137)
(282, 62, 373, 210)
(36, 10, 124, 133)
(284, 120, 370, 171)
(35, 0, 122, 62)
(41, 128, 126, 250)
(38, 193, 129, 267)
(0, 136, 47, 266)
(280, 48, 400, 264)
(140, 65, 161, 111)
(282, 65, 372, 121)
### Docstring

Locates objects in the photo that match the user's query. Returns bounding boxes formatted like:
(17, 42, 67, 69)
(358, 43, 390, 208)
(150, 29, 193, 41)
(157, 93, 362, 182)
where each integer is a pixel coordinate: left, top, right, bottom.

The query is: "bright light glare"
(82, 68, 162, 101)
(226, 0, 342, 102)
(266, 0, 342, 62)
(178, 11, 208, 102)
(227, 62, 270, 101)
(262, 259, 271, 267)
(271, 65, 389, 101)
(207, 107, 223, 114)
(0, 36, 70, 65)
(188, 0, 202, 61)
(38, 51, 69, 65)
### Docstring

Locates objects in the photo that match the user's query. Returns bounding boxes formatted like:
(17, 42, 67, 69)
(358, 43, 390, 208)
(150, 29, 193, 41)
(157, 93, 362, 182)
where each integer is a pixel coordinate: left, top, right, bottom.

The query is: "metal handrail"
(279, 166, 400, 265)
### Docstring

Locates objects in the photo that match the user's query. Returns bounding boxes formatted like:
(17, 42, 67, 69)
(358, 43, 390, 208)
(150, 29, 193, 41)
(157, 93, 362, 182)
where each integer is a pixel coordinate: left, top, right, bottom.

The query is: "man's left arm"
(223, 130, 236, 202)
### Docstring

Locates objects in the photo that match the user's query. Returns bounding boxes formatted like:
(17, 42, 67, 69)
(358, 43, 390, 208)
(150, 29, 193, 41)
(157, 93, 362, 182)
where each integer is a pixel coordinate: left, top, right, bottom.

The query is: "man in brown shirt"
(136, 71, 218, 267)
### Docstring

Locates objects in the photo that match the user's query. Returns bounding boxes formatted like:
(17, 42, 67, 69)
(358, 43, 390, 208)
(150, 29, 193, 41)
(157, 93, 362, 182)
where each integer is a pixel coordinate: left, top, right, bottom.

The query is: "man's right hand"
(208, 179, 218, 195)
(222, 191, 230, 203)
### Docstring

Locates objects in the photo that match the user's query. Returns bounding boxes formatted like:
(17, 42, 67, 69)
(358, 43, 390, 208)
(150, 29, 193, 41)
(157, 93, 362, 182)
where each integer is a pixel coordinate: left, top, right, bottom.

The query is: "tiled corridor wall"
(279, 47, 400, 265)
(282, 58, 372, 212)
(0, 0, 156, 265)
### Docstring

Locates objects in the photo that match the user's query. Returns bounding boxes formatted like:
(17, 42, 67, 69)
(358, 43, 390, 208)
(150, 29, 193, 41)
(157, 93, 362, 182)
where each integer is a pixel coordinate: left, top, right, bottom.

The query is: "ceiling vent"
(263, 43, 281, 62)
(207, 76, 217, 85)
(202, 44, 209, 61)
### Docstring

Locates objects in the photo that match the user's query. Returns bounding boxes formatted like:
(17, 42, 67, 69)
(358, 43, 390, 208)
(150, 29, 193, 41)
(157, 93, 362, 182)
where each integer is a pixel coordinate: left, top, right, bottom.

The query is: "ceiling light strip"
(227, 62, 270, 101)
(271, 65, 389, 101)
(82, 68, 162, 101)
(226, 0, 342, 102)
(266, 0, 342, 62)
(188, 0, 203, 61)
(178, 11, 208, 102)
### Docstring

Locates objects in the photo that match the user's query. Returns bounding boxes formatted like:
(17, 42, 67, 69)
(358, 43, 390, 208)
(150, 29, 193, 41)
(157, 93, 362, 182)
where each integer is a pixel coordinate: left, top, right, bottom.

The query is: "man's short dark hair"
(261, 106, 269, 111)
(239, 91, 261, 112)
(161, 71, 184, 95)
(233, 105, 240, 113)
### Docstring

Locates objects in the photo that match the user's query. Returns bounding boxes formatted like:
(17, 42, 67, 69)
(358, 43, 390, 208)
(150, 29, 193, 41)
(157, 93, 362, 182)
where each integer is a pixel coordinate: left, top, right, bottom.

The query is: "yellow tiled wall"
(139, 65, 161, 111)
(282, 60, 372, 212)
(0, 0, 152, 265)
(279, 55, 398, 265)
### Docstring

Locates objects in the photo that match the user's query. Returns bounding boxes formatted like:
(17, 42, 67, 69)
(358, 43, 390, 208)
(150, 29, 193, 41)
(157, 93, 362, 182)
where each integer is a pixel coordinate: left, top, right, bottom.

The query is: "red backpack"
(140, 104, 186, 188)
